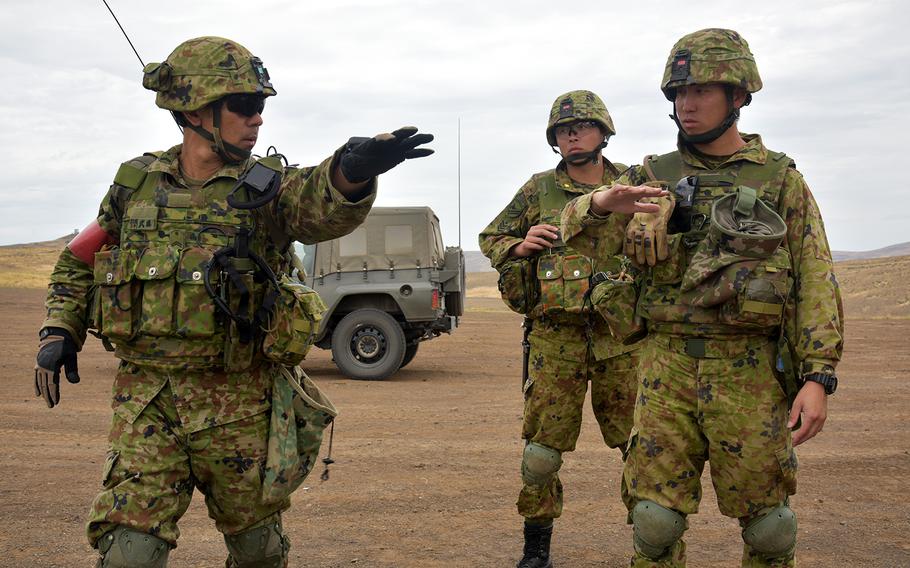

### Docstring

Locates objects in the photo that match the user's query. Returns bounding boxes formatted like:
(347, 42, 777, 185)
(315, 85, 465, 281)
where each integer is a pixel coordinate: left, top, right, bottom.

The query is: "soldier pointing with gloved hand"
(36, 36, 432, 568)
(560, 28, 843, 567)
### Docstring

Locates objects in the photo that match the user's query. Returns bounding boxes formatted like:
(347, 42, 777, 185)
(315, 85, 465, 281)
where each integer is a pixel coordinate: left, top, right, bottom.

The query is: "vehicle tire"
(400, 342, 419, 369)
(331, 309, 406, 380)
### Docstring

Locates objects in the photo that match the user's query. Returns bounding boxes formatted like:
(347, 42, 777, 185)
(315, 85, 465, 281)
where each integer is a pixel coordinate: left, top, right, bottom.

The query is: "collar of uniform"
(678, 133, 768, 169)
(554, 161, 612, 195)
(147, 144, 255, 186)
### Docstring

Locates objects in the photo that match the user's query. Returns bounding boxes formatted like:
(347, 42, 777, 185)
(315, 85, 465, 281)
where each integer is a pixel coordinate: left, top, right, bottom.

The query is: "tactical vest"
(92, 153, 290, 370)
(638, 149, 795, 335)
(530, 173, 595, 318)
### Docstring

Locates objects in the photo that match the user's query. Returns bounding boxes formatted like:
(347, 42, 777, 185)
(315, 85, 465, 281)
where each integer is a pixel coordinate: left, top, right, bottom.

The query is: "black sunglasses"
(223, 94, 266, 117)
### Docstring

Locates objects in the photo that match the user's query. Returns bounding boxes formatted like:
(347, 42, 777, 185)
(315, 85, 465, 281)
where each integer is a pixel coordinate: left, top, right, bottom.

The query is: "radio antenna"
(457, 117, 462, 248)
(101, 0, 145, 67)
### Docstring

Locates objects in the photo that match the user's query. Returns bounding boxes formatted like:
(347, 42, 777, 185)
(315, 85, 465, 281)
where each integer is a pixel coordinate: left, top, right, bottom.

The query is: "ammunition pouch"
(261, 275, 327, 366)
(590, 268, 646, 345)
(536, 253, 592, 315)
(498, 258, 539, 315)
(261, 366, 337, 504)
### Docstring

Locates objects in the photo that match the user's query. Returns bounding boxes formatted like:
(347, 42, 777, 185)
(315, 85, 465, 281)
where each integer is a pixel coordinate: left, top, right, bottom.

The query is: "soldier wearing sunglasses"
(35, 36, 433, 568)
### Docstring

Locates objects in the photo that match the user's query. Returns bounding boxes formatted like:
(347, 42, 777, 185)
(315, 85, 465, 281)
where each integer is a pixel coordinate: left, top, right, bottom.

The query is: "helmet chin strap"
(551, 138, 608, 166)
(671, 87, 740, 145)
(183, 101, 252, 165)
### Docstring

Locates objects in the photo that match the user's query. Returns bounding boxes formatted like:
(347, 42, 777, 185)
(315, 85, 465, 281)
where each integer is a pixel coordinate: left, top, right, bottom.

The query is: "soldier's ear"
(731, 87, 750, 110)
(181, 108, 208, 128)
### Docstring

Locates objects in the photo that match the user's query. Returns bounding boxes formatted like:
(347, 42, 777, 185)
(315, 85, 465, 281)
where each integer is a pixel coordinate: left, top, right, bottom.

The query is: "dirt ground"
(1, 288, 909, 567)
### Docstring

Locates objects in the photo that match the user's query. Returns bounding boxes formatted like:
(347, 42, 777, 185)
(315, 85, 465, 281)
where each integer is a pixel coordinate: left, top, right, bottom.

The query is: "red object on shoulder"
(67, 220, 115, 266)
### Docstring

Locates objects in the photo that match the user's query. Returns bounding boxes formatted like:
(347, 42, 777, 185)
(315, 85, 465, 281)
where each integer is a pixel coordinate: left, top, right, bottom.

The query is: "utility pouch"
(497, 258, 538, 315)
(262, 275, 327, 366)
(590, 267, 646, 345)
(561, 255, 593, 314)
(261, 366, 337, 504)
(718, 247, 792, 330)
(134, 246, 180, 336)
(175, 247, 217, 337)
(93, 248, 139, 341)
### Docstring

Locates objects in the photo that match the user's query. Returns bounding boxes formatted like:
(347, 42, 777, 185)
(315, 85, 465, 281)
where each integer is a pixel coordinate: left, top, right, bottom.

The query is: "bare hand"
(788, 380, 828, 446)
(511, 224, 560, 258)
(591, 184, 669, 216)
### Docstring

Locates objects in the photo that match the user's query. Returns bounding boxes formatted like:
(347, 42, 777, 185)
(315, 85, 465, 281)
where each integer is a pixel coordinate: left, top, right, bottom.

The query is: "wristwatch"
(802, 373, 838, 395)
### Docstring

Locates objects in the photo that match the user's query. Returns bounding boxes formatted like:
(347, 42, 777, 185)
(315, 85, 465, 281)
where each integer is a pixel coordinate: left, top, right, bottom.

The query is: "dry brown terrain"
(1, 254, 909, 566)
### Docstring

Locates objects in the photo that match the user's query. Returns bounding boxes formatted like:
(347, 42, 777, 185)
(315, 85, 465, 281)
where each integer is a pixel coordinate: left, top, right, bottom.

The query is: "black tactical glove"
(339, 126, 434, 183)
(34, 327, 80, 408)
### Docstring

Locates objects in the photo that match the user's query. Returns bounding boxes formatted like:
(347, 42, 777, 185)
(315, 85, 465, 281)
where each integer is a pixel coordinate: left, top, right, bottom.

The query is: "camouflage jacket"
(561, 135, 844, 376)
(43, 144, 374, 430)
(479, 161, 638, 360)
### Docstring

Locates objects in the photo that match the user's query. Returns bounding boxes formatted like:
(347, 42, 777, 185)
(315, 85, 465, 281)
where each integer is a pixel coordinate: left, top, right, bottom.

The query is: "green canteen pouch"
(93, 248, 139, 341)
(262, 275, 327, 366)
(497, 257, 538, 315)
(590, 267, 646, 345)
(261, 366, 337, 504)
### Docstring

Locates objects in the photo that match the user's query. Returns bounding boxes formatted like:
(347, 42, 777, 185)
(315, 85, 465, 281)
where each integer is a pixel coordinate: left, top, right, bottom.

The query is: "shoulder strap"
(641, 151, 684, 183)
(738, 150, 794, 212)
(112, 152, 162, 190)
(536, 172, 569, 225)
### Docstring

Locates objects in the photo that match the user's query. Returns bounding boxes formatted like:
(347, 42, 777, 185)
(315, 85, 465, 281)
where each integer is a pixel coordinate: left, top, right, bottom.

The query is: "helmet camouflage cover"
(142, 36, 277, 112)
(661, 28, 762, 101)
(546, 90, 616, 145)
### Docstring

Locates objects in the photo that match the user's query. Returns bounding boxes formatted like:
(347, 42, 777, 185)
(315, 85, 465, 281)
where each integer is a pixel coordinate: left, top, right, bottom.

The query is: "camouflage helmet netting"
(142, 36, 277, 112)
(546, 90, 616, 145)
(661, 28, 762, 101)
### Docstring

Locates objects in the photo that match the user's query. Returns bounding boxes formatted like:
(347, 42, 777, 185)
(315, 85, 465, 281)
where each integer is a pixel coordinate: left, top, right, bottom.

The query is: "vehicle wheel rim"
(352, 326, 386, 362)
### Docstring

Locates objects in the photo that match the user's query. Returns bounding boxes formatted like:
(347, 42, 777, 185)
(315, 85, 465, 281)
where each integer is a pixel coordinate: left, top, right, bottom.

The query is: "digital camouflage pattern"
(546, 90, 616, 145)
(661, 28, 762, 100)
(561, 134, 842, 567)
(518, 317, 638, 519)
(87, 376, 285, 546)
(625, 334, 797, 567)
(142, 36, 277, 112)
(480, 164, 640, 521)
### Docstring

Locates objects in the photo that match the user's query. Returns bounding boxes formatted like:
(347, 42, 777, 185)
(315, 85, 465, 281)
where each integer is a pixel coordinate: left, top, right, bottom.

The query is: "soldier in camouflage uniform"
(559, 29, 844, 567)
(479, 90, 640, 568)
(33, 36, 433, 568)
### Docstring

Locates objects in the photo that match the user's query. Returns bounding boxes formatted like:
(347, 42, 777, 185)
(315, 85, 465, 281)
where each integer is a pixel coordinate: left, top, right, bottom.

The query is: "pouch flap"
(177, 246, 213, 285)
(562, 255, 592, 280)
(536, 255, 562, 281)
(93, 248, 135, 285)
(135, 246, 180, 280)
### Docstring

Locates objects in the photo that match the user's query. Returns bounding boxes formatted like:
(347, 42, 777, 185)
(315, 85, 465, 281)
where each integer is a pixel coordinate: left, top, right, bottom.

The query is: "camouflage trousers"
(86, 380, 289, 549)
(518, 316, 638, 520)
(625, 334, 798, 567)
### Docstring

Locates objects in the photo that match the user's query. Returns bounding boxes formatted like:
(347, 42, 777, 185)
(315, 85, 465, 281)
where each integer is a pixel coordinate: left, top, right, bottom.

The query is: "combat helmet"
(662, 28, 761, 144)
(545, 90, 615, 165)
(142, 36, 276, 162)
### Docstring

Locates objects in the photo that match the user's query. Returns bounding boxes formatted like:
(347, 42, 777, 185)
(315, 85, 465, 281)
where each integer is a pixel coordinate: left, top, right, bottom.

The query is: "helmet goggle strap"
(671, 85, 741, 145)
(183, 100, 252, 165)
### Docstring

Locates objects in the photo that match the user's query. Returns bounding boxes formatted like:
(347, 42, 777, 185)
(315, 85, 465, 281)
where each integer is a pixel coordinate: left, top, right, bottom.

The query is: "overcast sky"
(2, 0, 908, 251)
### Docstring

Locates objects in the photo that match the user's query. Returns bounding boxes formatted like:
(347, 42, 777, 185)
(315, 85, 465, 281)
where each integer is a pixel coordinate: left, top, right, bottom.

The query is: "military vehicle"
(295, 206, 465, 380)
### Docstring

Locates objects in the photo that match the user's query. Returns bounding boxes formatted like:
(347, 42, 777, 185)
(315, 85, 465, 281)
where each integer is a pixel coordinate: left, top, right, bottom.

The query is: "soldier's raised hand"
(590, 184, 669, 216)
(34, 327, 80, 408)
(339, 126, 434, 183)
(511, 224, 560, 258)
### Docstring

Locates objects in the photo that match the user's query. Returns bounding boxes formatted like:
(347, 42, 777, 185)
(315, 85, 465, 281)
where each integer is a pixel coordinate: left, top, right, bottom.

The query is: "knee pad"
(631, 500, 686, 560)
(521, 442, 563, 486)
(741, 504, 797, 560)
(97, 526, 170, 568)
(225, 519, 290, 568)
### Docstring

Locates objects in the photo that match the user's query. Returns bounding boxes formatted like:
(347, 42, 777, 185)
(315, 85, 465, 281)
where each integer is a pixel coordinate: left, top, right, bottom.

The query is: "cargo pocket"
(135, 246, 180, 336)
(774, 445, 798, 496)
(536, 254, 564, 314)
(93, 249, 138, 341)
(175, 247, 217, 337)
(562, 255, 592, 314)
(719, 247, 792, 330)
(262, 275, 328, 366)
